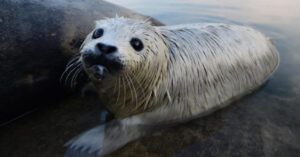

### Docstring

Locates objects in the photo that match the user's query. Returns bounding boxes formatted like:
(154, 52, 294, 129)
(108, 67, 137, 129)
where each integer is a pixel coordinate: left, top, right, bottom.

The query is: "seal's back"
(153, 23, 279, 122)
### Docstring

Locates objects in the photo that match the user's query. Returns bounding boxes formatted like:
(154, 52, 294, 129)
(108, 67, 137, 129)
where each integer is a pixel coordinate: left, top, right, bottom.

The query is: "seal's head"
(61, 17, 170, 117)
(79, 17, 168, 81)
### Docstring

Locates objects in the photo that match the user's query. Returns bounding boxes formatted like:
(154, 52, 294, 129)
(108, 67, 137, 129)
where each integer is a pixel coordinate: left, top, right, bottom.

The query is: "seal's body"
(63, 18, 279, 156)
(143, 23, 279, 123)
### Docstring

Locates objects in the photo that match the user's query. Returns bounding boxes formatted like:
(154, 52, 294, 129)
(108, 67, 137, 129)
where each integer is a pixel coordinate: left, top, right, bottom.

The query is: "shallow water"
(1, 0, 300, 157)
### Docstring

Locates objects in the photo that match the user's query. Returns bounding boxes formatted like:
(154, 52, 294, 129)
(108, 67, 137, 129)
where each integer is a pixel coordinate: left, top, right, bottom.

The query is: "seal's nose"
(97, 43, 117, 54)
(81, 44, 123, 72)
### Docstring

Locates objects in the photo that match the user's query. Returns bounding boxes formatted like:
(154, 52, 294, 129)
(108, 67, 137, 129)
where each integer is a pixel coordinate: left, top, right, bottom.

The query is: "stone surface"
(1, 89, 299, 157)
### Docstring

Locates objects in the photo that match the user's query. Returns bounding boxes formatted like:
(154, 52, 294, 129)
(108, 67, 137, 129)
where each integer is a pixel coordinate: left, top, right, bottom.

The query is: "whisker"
(60, 61, 81, 84)
(71, 67, 83, 88)
(126, 73, 139, 109)
(65, 63, 82, 85)
(124, 74, 134, 108)
(66, 55, 80, 66)
(130, 76, 139, 109)
(122, 77, 126, 109)
(130, 73, 147, 101)
(113, 77, 121, 107)
(112, 78, 117, 94)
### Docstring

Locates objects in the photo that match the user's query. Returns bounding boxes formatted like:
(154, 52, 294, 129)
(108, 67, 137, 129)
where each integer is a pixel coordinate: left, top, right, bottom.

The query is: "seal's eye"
(92, 28, 104, 39)
(130, 38, 144, 51)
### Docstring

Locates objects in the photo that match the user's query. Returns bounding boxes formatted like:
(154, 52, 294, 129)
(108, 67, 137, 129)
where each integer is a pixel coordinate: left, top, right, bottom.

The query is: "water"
(1, 0, 300, 156)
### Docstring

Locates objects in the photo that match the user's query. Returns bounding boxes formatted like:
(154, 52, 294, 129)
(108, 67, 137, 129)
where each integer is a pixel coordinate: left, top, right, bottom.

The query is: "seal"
(63, 17, 279, 156)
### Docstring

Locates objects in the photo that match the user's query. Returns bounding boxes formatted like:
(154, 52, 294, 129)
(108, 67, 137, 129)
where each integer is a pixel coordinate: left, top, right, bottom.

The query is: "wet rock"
(0, 0, 164, 125)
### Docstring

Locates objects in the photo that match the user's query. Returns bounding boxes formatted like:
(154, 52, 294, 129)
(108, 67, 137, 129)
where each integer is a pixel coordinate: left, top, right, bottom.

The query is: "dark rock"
(0, 0, 164, 125)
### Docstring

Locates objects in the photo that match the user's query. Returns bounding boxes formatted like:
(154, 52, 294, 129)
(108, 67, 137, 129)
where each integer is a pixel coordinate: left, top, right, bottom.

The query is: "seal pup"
(63, 17, 279, 156)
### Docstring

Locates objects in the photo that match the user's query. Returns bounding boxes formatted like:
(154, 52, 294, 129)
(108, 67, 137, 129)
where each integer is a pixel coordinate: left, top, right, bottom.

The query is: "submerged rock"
(0, 0, 163, 125)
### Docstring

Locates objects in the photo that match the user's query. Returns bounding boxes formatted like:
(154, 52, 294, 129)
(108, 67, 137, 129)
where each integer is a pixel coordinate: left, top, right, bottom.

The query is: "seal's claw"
(64, 119, 149, 157)
(64, 147, 101, 157)
(64, 125, 105, 157)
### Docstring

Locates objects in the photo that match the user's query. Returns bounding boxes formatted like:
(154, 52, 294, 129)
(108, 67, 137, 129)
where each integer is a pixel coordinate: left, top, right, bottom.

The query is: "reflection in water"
(110, 0, 300, 24)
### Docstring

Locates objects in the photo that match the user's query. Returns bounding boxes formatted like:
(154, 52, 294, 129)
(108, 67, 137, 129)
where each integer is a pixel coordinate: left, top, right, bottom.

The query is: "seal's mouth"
(81, 53, 124, 81)
(85, 65, 109, 80)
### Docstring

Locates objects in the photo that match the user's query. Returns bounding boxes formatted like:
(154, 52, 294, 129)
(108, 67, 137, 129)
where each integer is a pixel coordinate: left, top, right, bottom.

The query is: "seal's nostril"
(97, 43, 117, 54)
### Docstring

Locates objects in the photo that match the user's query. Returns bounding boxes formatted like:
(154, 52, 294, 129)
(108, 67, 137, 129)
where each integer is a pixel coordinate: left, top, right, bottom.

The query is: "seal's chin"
(85, 65, 109, 81)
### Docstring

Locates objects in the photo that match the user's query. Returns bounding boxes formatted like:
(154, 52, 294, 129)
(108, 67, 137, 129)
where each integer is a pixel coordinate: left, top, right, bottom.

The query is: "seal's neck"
(95, 56, 169, 119)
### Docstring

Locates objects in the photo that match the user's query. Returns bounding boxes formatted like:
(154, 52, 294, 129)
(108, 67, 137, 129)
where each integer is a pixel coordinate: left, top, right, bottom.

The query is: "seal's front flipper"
(64, 124, 105, 157)
(64, 119, 148, 157)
